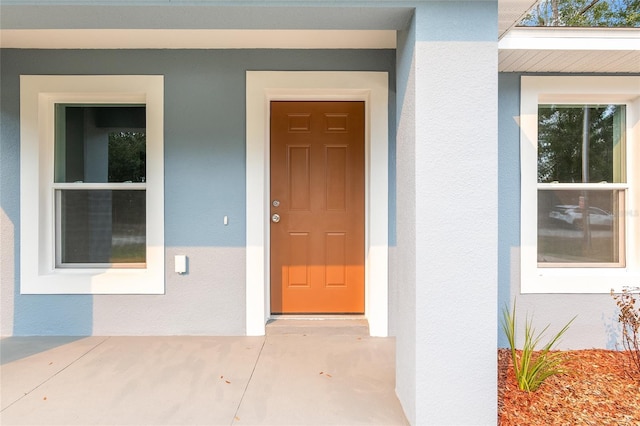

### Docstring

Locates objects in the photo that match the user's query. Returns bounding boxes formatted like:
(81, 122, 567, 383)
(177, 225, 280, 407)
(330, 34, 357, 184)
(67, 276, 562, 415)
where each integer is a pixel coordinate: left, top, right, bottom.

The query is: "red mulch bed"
(498, 349, 640, 425)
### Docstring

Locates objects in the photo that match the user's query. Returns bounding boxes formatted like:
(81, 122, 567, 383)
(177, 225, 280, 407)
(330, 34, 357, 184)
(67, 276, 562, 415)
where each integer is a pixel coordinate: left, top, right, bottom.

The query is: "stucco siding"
(498, 72, 633, 350)
(391, 2, 499, 424)
(413, 39, 498, 425)
(392, 42, 417, 426)
(0, 48, 395, 336)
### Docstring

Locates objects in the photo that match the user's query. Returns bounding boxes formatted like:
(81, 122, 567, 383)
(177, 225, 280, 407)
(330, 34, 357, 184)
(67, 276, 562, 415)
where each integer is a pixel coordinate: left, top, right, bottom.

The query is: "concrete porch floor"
(0, 321, 408, 425)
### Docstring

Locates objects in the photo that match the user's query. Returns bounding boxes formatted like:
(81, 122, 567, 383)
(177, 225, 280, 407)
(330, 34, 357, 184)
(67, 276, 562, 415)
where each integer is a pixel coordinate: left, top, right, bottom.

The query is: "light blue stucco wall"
(393, 2, 498, 424)
(392, 9, 417, 423)
(497, 72, 521, 348)
(497, 72, 636, 351)
(0, 48, 396, 336)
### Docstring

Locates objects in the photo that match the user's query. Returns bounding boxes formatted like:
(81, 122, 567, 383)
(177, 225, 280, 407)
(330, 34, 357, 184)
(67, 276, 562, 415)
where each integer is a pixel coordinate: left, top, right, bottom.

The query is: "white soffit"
(0, 29, 396, 49)
(499, 27, 640, 72)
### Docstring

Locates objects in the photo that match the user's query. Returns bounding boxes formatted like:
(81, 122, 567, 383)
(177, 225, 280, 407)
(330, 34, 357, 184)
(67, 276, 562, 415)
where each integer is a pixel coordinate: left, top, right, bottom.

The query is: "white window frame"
(20, 75, 164, 294)
(520, 76, 640, 294)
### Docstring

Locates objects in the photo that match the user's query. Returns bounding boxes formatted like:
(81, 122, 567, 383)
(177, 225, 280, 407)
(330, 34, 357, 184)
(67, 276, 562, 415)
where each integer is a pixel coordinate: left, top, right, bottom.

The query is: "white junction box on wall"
(175, 255, 187, 274)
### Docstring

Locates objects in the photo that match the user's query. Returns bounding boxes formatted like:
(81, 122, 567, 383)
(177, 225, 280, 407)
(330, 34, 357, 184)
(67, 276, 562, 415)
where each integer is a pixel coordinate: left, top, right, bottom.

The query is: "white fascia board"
(499, 27, 640, 51)
(0, 29, 396, 49)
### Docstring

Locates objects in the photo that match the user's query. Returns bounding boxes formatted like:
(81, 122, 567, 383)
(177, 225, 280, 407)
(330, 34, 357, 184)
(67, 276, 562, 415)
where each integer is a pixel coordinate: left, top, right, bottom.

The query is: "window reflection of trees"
(538, 105, 619, 184)
(108, 131, 146, 183)
(537, 105, 624, 265)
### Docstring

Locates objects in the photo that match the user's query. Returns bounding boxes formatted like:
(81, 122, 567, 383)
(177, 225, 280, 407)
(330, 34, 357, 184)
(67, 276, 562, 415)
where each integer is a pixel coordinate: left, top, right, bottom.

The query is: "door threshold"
(269, 314, 366, 320)
(266, 316, 369, 336)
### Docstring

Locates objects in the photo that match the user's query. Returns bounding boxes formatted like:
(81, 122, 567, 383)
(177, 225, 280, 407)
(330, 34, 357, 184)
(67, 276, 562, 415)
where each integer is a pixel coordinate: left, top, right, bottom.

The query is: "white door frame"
(245, 71, 389, 336)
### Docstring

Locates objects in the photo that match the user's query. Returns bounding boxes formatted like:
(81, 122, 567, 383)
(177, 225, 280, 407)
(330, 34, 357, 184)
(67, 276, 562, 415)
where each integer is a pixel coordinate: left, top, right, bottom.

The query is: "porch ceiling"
(1, 1, 636, 73)
(1, 0, 537, 44)
(2, 3, 409, 49)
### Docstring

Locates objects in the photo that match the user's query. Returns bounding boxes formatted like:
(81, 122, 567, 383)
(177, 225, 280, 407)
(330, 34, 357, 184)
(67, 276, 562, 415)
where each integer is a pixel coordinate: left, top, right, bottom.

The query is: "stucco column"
(394, 2, 498, 424)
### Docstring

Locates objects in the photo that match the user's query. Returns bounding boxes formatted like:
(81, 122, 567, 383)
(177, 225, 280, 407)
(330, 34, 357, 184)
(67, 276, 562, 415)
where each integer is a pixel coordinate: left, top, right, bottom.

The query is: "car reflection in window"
(549, 205, 613, 229)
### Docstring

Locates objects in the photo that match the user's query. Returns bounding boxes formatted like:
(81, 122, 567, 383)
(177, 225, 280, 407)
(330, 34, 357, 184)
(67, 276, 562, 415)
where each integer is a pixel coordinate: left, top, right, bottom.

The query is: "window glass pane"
(538, 105, 625, 184)
(538, 189, 623, 265)
(108, 132, 146, 183)
(54, 105, 146, 183)
(58, 190, 146, 265)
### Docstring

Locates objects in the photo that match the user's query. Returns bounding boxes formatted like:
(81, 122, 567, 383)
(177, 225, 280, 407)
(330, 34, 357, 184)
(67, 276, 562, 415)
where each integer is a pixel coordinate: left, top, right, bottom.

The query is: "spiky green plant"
(501, 299, 576, 392)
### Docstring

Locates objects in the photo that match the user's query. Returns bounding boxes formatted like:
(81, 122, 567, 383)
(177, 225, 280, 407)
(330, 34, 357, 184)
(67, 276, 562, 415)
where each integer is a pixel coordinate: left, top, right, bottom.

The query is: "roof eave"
(499, 27, 640, 73)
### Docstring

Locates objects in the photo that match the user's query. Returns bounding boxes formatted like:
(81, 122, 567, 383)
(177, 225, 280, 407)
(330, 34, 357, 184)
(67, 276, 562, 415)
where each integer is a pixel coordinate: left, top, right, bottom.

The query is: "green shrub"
(501, 299, 576, 392)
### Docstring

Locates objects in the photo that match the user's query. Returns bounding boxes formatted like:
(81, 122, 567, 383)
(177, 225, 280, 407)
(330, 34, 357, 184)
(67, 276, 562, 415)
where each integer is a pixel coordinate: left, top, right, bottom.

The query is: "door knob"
(272, 213, 281, 223)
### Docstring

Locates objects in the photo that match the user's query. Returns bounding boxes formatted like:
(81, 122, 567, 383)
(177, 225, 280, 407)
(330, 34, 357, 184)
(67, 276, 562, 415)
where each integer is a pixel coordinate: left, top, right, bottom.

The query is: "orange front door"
(270, 101, 365, 314)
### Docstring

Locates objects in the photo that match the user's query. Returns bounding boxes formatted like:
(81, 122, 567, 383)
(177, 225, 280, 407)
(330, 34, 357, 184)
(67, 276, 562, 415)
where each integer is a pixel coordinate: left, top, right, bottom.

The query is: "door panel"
(270, 101, 364, 314)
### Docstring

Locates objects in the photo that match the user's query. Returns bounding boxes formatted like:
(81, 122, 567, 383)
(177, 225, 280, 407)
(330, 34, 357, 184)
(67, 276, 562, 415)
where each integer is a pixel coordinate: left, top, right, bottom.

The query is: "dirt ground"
(498, 349, 640, 425)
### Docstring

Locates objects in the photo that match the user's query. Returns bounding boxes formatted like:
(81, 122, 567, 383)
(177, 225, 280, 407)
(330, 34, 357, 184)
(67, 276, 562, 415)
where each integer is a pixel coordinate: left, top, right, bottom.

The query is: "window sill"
(20, 267, 164, 295)
(522, 268, 640, 294)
